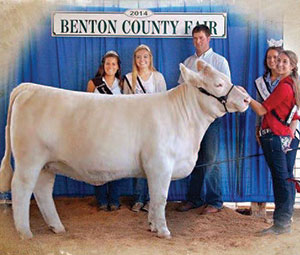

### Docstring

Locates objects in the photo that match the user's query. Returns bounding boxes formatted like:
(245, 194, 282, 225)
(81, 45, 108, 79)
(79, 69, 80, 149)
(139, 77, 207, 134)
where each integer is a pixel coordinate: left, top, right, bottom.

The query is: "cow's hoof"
(50, 225, 66, 234)
(148, 222, 157, 233)
(19, 230, 33, 240)
(157, 230, 171, 239)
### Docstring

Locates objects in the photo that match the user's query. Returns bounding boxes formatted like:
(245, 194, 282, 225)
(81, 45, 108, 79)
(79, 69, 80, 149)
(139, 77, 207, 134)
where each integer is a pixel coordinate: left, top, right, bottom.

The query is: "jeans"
(187, 118, 223, 209)
(133, 178, 149, 203)
(260, 133, 299, 228)
(94, 180, 120, 207)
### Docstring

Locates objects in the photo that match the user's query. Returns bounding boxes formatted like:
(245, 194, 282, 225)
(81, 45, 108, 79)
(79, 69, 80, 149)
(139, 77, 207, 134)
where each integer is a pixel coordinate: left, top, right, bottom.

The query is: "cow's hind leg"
(33, 169, 65, 234)
(12, 162, 44, 239)
(145, 159, 173, 239)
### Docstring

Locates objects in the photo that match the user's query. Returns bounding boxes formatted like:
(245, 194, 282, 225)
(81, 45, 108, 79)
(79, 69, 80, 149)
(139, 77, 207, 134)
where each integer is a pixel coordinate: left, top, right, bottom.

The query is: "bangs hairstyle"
(131, 44, 156, 93)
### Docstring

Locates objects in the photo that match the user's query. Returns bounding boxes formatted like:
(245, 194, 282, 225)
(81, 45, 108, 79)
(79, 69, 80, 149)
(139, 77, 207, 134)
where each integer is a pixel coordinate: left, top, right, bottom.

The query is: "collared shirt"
(178, 48, 231, 84)
(256, 73, 281, 103)
(265, 72, 281, 92)
(262, 76, 299, 136)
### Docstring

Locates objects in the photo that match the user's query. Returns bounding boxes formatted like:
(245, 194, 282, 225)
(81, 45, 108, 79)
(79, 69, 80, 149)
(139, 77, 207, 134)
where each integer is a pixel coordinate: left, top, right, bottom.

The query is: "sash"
(137, 76, 146, 93)
(255, 76, 271, 100)
(92, 77, 113, 95)
(124, 74, 146, 94)
(124, 75, 134, 93)
(96, 83, 113, 94)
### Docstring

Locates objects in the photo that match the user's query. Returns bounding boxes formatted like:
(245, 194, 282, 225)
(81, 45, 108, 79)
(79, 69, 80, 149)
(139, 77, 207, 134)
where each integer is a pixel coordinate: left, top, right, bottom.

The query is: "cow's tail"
(0, 83, 33, 192)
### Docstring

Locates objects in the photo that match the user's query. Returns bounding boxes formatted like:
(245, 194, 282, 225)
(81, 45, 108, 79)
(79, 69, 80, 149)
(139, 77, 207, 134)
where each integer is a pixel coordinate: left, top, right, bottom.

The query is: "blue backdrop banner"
(0, 4, 282, 202)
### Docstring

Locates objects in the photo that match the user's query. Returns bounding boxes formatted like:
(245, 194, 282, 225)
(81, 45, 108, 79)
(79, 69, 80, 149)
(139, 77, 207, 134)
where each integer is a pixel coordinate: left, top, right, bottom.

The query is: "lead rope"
(193, 147, 300, 193)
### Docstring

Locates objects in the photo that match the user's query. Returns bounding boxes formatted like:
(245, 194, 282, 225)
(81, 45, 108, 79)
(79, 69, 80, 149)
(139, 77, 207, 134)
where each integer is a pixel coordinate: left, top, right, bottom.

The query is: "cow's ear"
(197, 60, 207, 72)
(180, 63, 201, 86)
(197, 60, 214, 77)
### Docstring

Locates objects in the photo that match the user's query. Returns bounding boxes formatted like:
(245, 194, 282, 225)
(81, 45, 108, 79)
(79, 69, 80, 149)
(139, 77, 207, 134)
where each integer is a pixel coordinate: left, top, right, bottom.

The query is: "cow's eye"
(216, 83, 223, 88)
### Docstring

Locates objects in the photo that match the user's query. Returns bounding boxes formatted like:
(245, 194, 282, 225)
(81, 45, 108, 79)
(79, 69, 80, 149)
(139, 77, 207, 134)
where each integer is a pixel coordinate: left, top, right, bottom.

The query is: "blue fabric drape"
(0, 5, 282, 202)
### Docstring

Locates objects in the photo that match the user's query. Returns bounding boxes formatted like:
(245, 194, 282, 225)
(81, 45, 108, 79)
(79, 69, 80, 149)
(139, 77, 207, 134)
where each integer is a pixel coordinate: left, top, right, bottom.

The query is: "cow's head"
(179, 60, 250, 113)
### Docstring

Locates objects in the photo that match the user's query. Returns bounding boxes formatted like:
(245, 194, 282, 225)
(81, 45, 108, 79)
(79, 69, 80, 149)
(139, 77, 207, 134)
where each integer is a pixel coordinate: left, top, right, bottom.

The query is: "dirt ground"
(0, 197, 300, 255)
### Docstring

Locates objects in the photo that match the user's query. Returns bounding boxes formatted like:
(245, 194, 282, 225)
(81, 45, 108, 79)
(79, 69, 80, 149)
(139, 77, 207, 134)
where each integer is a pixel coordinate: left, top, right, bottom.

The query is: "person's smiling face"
(104, 56, 119, 77)
(135, 49, 151, 71)
(266, 49, 279, 71)
(276, 53, 294, 78)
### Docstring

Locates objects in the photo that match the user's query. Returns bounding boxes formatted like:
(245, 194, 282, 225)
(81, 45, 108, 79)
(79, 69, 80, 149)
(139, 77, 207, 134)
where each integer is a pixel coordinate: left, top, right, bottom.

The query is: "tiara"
(104, 50, 119, 57)
(135, 44, 151, 53)
(267, 39, 283, 48)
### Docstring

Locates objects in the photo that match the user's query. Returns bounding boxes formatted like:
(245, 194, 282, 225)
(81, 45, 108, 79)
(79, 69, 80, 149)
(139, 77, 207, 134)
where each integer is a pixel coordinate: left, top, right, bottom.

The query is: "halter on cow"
(198, 85, 235, 112)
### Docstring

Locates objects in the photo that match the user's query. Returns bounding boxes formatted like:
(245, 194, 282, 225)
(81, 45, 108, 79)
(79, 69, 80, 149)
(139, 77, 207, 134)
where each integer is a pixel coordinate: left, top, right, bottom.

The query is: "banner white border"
(52, 11, 227, 38)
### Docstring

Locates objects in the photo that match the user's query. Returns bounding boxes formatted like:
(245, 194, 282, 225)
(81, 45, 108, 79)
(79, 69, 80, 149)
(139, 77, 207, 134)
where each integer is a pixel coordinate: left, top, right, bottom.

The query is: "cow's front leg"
(146, 160, 172, 239)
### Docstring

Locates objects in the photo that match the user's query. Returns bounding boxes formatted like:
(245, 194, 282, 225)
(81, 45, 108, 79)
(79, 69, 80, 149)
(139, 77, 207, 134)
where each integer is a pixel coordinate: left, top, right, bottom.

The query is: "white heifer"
(0, 60, 250, 239)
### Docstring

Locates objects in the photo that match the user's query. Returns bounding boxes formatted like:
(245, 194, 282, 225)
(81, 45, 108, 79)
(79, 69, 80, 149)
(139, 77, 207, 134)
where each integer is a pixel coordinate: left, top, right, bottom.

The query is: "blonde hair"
(282, 50, 300, 106)
(131, 44, 156, 93)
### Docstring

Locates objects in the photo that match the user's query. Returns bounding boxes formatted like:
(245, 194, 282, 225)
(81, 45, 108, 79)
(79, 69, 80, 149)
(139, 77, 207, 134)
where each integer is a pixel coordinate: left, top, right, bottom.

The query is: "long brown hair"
(281, 50, 300, 106)
(95, 51, 123, 89)
(131, 44, 156, 93)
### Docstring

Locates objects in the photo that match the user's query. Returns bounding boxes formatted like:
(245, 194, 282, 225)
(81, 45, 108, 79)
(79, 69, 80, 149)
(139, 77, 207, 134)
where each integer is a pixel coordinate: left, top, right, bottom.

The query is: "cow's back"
(10, 84, 180, 180)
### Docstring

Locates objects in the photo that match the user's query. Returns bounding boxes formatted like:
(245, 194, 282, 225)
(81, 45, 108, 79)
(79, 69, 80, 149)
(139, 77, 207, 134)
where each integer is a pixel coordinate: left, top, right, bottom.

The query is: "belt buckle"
(259, 128, 271, 137)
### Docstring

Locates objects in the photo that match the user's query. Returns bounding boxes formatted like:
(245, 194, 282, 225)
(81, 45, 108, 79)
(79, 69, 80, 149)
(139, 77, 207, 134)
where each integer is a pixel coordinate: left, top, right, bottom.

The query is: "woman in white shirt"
(123, 44, 167, 212)
(86, 50, 122, 211)
(87, 50, 122, 95)
(123, 44, 166, 94)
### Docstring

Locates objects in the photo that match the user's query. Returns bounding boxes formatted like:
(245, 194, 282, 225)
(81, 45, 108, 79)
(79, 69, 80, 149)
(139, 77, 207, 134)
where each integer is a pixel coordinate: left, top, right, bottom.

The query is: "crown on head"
(104, 50, 119, 57)
(267, 39, 283, 48)
(135, 44, 151, 53)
